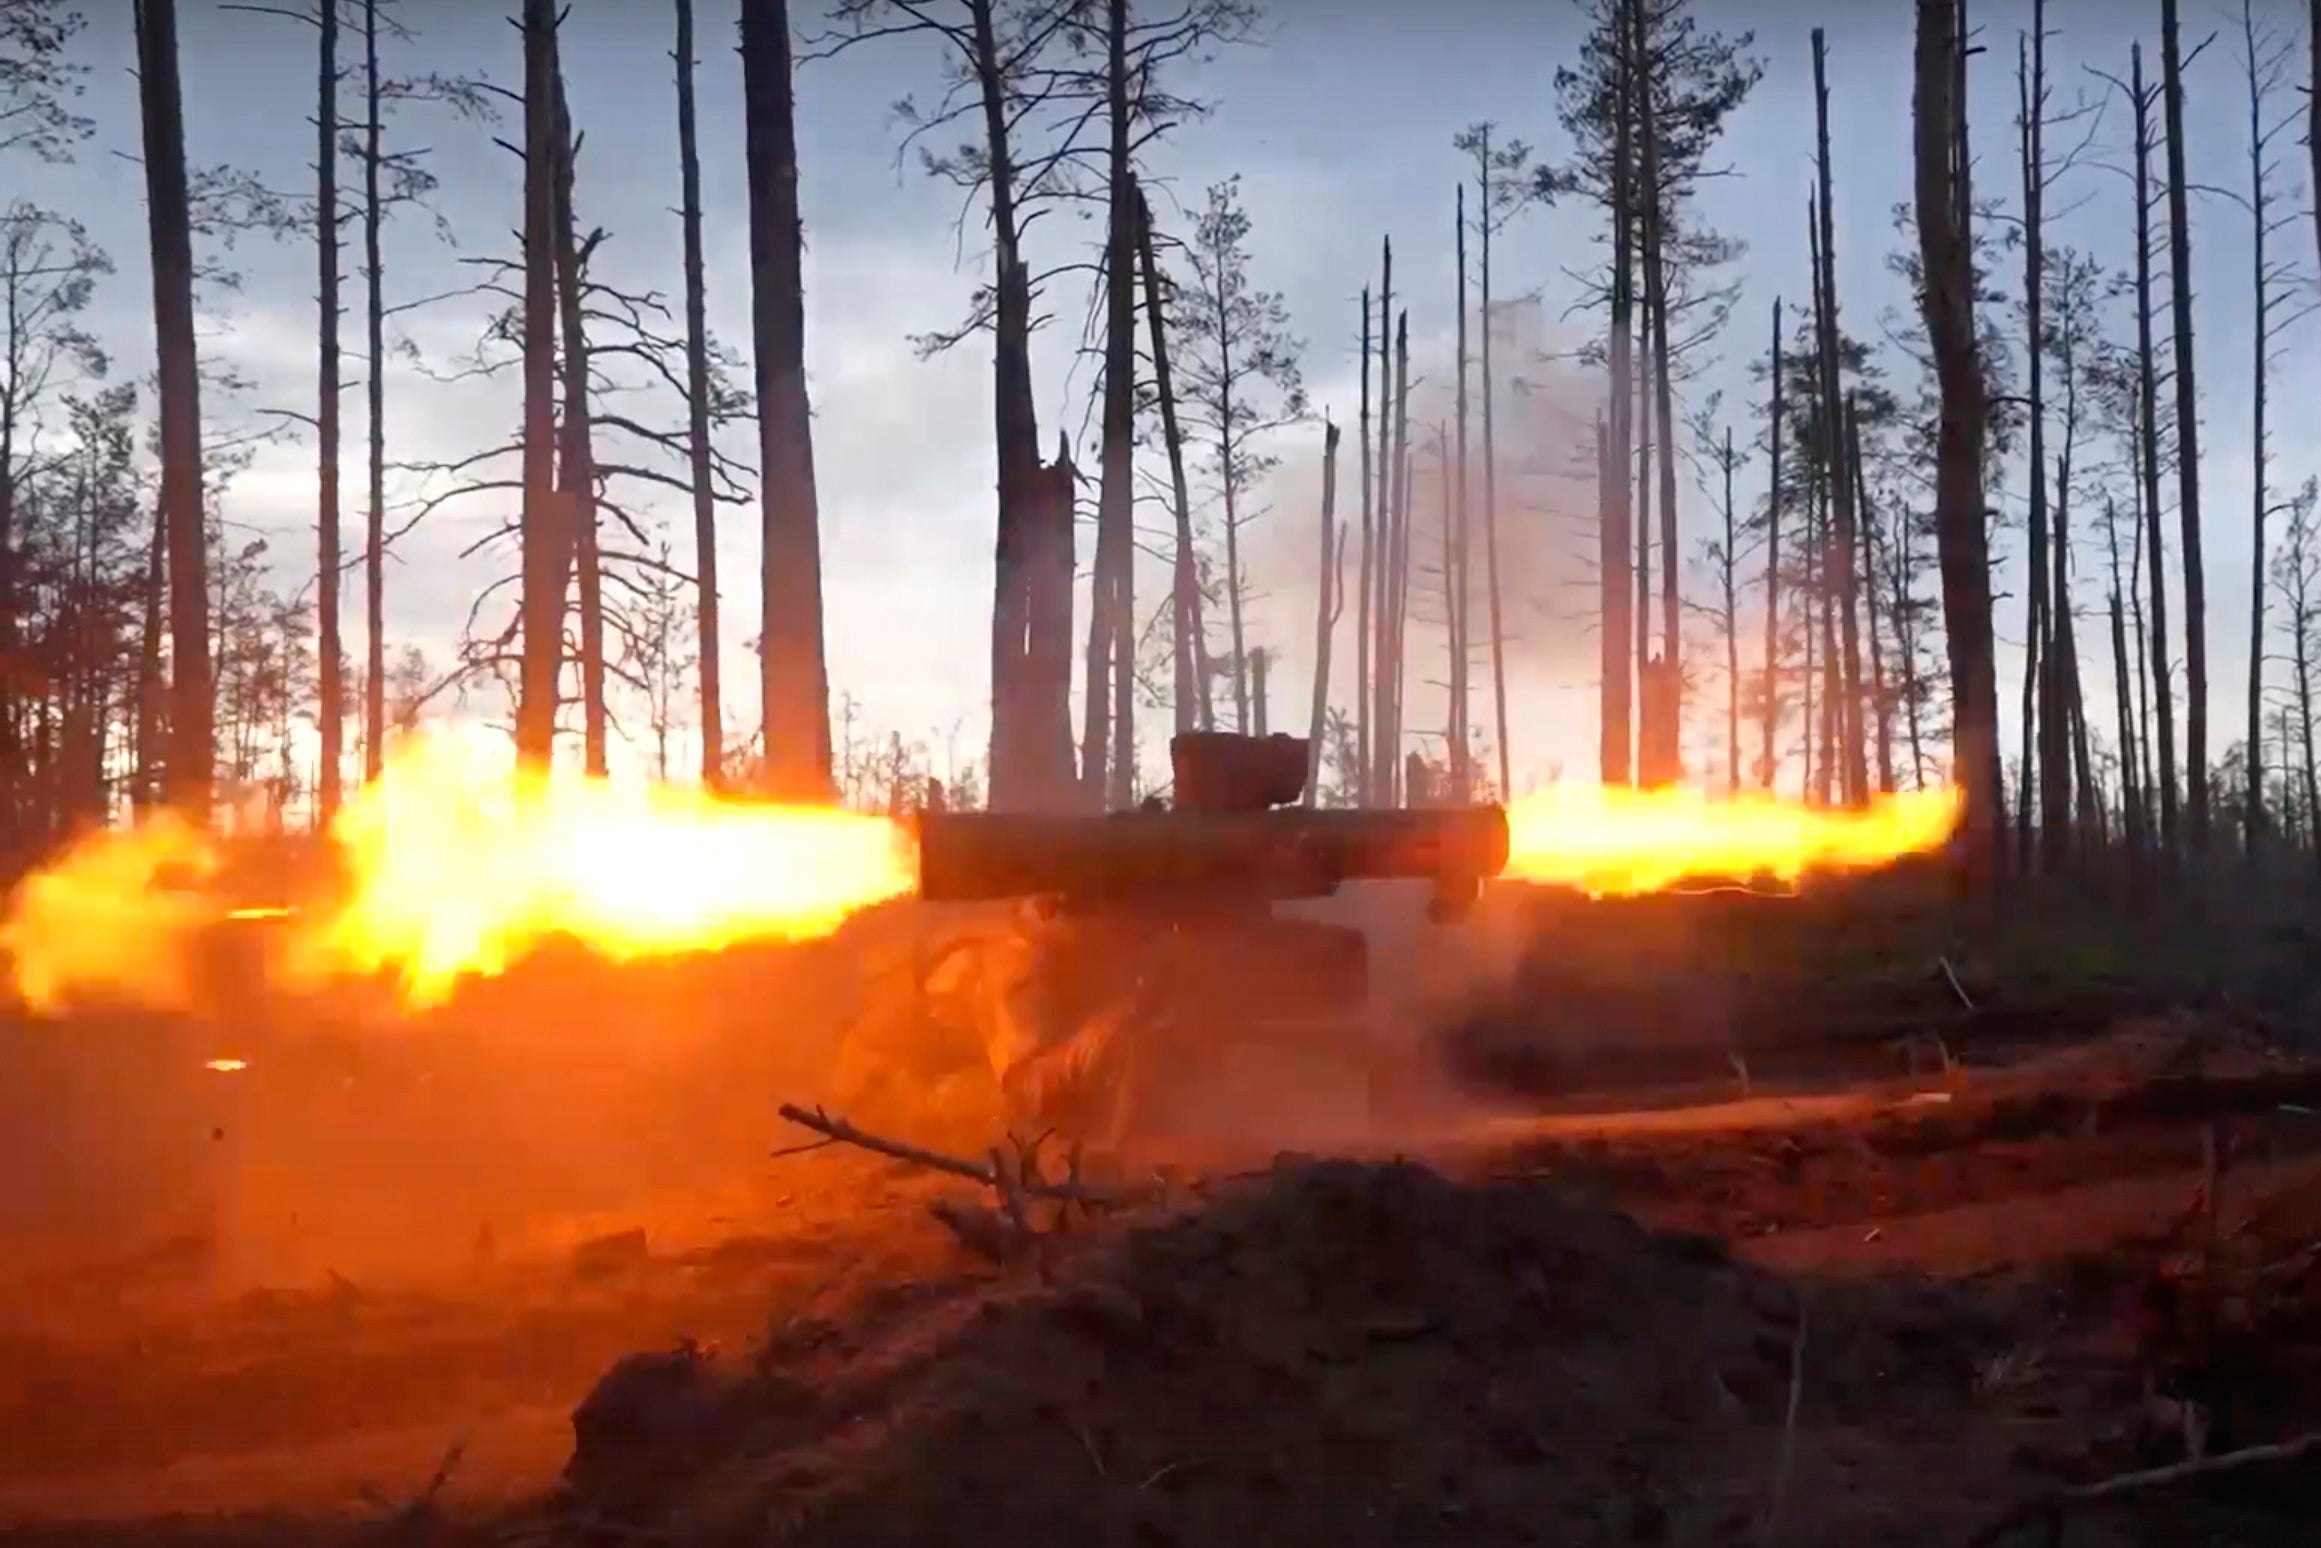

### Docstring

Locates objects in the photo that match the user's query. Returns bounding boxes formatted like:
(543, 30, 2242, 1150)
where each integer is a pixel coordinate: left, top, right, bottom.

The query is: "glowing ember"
(3, 730, 917, 1014)
(204, 1058, 249, 1073)
(1500, 783, 1962, 896)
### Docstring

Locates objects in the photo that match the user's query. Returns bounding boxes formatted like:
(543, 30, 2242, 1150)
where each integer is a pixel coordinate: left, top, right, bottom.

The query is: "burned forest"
(0, 2, 2318, 1546)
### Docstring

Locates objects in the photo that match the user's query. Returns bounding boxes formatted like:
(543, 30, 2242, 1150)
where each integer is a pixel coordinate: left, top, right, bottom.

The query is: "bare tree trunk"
(2297, 594, 2319, 869)
(2017, 22, 2055, 869)
(1134, 184, 1207, 738)
(973, 0, 1051, 810)
(316, 0, 343, 823)
(1849, 401, 1896, 793)
(1305, 421, 1341, 806)
(1814, 461, 1840, 807)
(549, 54, 608, 778)
(1451, 182, 1471, 796)
(1915, 0, 2004, 891)
(1081, 1, 1135, 809)
(2161, 0, 2210, 848)
(1215, 279, 1249, 735)
(1634, 330, 1652, 769)
(1637, 0, 1680, 783)
(2055, 465, 2096, 839)
(1386, 312, 1412, 803)
(2128, 43, 2177, 850)
(742, 0, 831, 800)
(1600, 15, 1636, 789)
(1759, 298, 1782, 790)
(133, 496, 164, 813)
(362, 0, 388, 783)
(1354, 288, 1372, 801)
(514, 0, 564, 770)
(1437, 422, 1456, 776)
(1721, 425, 1739, 794)
(2243, 0, 2274, 856)
(1477, 137, 1510, 799)
(1371, 239, 1394, 795)
(1810, 34, 1868, 808)
(2107, 497, 2145, 853)
(2311, 0, 2321, 314)
(2129, 496, 2156, 826)
(135, 0, 211, 818)
(674, 0, 724, 788)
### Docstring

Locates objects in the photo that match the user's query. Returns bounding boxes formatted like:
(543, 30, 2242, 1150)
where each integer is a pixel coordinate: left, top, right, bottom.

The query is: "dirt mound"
(560, 1160, 2031, 1548)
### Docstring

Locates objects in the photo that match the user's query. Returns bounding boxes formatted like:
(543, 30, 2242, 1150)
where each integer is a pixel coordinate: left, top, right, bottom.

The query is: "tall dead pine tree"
(1811, 30, 1869, 808)
(549, 43, 608, 777)
(1451, 182, 1471, 795)
(674, 0, 724, 787)
(741, 0, 832, 800)
(1636, 0, 1682, 787)
(1759, 297, 1782, 791)
(1135, 184, 1207, 737)
(1354, 287, 1373, 801)
(362, 0, 390, 781)
(316, 0, 344, 819)
(513, 0, 564, 770)
(1080, 0, 1135, 809)
(1600, 5, 1638, 788)
(1914, 0, 2002, 887)
(136, 0, 211, 816)
(2127, 42, 2179, 849)
(1304, 421, 1342, 806)
(2161, 0, 2209, 848)
(2237, 0, 2302, 855)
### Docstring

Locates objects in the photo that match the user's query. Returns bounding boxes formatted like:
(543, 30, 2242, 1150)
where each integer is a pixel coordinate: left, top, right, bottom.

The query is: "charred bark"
(317, 0, 343, 821)
(674, 0, 724, 788)
(1081, 1, 1135, 811)
(2129, 43, 2178, 849)
(514, 0, 564, 770)
(1133, 184, 1207, 738)
(549, 54, 606, 777)
(2161, 0, 2209, 847)
(362, 0, 388, 782)
(1304, 421, 1341, 807)
(134, 0, 212, 817)
(1759, 297, 1782, 791)
(742, 0, 832, 801)
(1915, 0, 2003, 889)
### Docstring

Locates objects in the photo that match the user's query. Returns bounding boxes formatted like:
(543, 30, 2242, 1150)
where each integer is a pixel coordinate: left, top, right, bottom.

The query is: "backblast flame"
(1499, 783, 1962, 896)
(0, 812, 222, 1013)
(0, 731, 917, 1014)
(281, 734, 917, 1008)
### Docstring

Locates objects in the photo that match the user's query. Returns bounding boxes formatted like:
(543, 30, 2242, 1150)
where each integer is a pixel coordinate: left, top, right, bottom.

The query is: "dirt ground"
(3, 884, 2320, 1547)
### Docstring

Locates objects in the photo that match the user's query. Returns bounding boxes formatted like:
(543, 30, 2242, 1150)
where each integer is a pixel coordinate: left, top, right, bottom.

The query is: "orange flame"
(0, 812, 222, 1013)
(1500, 783, 1962, 896)
(2, 731, 917, 1015)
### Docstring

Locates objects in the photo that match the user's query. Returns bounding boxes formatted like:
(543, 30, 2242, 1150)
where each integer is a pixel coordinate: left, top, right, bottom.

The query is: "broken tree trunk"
(1305, 421, 1342, 806)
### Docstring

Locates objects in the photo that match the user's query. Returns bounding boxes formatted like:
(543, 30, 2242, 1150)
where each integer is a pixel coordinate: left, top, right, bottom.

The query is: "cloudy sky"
(12, 0, 2315, 797)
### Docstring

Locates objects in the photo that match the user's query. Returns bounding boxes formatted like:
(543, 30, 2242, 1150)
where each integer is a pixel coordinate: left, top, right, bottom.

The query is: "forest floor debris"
(5, 1019, 2321, 1546)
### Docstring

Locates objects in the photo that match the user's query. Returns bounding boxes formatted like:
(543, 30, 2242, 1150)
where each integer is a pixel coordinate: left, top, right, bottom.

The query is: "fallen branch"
(774, 1104, 1141, 1207)
(1964, 1430, 2321, 1547)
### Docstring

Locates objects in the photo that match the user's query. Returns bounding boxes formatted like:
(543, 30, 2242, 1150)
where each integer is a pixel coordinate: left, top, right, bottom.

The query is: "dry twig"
(775, 1103, 1137, 1205)
(1964, 1430, 2321, 1547)
(1759, 1295, 1809, 1546)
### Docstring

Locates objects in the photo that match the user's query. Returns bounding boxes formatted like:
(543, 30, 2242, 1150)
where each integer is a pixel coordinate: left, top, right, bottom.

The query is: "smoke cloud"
(1228, 297, 1610, 786)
